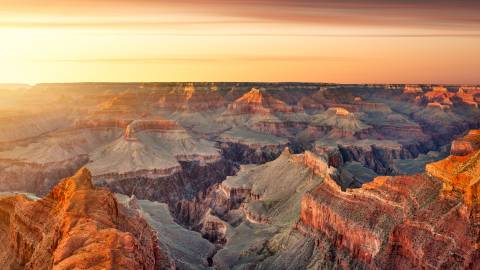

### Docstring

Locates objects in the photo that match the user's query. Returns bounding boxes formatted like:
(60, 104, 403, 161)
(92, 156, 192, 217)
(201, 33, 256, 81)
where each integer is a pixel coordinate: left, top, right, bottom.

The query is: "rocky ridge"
(0, 168, 173, 270)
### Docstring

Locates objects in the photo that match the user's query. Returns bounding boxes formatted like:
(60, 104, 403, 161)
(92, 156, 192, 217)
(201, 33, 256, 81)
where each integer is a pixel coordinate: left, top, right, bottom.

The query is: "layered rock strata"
(0, 168, 173, 269)
(295, 131, 480, 269)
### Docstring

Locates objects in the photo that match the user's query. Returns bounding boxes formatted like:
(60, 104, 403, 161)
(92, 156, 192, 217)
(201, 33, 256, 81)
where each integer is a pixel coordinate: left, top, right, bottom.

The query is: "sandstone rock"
(224, 88, 298, 115)
(426, 131, 480, 210)
(450, 130, 480, 156)
(0, 168, 173, 269)
(295, 132, 480, 269)
(456, 86, 480, 108)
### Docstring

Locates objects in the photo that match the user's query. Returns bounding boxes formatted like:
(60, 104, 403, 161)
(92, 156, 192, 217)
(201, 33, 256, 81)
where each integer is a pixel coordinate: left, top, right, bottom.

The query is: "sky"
(0, 0, 479, 84)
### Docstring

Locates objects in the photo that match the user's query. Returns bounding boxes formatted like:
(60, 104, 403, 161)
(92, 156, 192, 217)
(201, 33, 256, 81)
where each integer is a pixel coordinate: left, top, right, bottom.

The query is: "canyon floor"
(0, 83, 479, 269)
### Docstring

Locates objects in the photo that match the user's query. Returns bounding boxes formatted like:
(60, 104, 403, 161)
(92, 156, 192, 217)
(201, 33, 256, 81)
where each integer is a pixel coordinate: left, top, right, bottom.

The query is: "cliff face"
(102, 158, 238, 204)
(300, 174, 442, 266)
(449, 130, 480, 156)
(0, 168, 173, 270)
(426, 130, 480, 210)
(297, 131, 480, 269)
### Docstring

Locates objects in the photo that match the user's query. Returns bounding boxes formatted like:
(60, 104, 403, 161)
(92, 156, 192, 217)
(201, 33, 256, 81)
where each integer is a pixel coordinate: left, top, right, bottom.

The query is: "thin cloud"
(1, 0, 480, 30)
(31, 55, 359, 64)
(80, 32, 480, 38)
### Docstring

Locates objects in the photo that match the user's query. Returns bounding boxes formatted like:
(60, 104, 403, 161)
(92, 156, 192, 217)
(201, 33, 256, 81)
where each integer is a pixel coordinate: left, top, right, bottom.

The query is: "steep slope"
(116, 194, 216, 270)
(171, 149, 333, 269)
(0, 168, 173, 270)
(272, 130, 480, 269)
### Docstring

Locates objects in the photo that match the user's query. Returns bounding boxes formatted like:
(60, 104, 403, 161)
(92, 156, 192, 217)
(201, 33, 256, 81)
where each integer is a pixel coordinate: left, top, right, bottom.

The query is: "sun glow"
(0, 0, 479, 84)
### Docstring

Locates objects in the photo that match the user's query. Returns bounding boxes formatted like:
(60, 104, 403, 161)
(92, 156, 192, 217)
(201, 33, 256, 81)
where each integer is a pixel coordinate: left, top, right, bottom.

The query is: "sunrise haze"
(1, 0, 479, 84)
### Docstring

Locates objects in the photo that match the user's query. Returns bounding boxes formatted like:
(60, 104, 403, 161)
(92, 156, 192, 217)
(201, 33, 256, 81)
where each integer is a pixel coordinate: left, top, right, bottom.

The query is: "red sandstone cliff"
(298, 130, 480, 269)
(0, 168, 173, 270)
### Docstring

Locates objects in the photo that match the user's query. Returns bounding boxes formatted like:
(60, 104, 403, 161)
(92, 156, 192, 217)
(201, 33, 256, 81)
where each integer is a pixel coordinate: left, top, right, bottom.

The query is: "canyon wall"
(294, 130, 480, 269)
(0, 168, 173, 269)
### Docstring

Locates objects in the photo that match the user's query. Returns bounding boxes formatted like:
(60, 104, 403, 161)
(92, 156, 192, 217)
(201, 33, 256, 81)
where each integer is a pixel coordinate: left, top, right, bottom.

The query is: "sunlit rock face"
(449, 130, 480, 156)
(0, 168, 173, 270)
(299, 174, 442, 266)
(424, 86, 454, 105)
(426, 130, 480, 210)
(224, 88, 300, 115)
(456, 86, 480, 108)
(219, 88, 308, 139)
(293, 131, 480, 269)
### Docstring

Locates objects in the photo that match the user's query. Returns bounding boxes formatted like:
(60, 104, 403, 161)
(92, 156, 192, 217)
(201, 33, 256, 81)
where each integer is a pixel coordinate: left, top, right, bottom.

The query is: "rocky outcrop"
(450, 130, 480, 156)
(224, 88, 299, 115)
(250, 120, 309, 138)
(456, 86, 480, 108)
(297, 132, 480, 269)
(426, 130, 480, 211)
(304, 107, 372, 140)
(0, 168, 173, 269)
(315, 140, 430, 176)
(99, 158, 238, 204)
(292, 150, 331, 177)
(124, 119, 181, 140)
(424, 86, 454, 105)
(218, 141, 287, 164)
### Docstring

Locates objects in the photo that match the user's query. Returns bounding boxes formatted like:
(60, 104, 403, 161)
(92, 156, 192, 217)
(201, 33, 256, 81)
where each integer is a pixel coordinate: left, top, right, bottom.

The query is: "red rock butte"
(225, 88, 299, 115)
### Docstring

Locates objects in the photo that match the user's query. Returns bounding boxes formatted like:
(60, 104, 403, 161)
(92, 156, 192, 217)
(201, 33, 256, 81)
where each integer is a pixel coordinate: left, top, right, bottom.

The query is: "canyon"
(0, 82, 479, 269)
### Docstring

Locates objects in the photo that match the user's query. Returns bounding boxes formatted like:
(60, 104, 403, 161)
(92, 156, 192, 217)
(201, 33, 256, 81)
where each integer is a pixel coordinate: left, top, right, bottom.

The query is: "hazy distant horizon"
(1, 0, 480, 84)
(2, 81, 480, 87)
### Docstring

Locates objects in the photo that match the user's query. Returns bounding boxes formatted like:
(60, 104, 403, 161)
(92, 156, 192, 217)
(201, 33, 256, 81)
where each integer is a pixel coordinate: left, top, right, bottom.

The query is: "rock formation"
(426, 130, 480, 211)
(224, 88, 298, 115)
(292, 130, 480, 269)
(0, 168, 173, 269)
(450, 130, 480, 156)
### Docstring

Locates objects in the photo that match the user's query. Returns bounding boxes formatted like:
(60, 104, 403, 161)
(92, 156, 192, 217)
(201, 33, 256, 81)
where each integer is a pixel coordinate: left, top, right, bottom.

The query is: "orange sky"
(1, 0, 479, 84)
